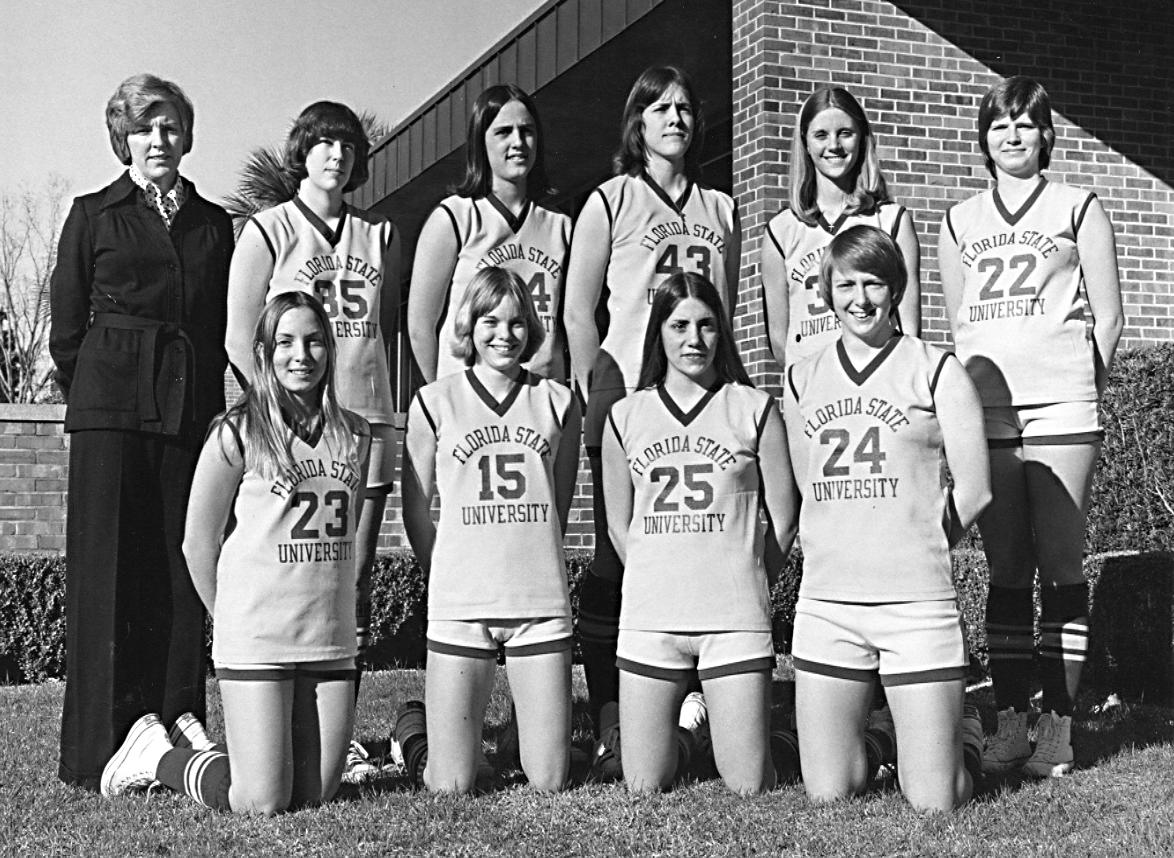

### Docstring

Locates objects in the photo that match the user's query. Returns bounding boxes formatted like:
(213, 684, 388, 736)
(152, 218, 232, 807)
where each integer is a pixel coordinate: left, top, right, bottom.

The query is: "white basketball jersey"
(945, 179, 1098, 406)
(251, 198, 396, 423)
(416, 370, 574, 620)
(434, 194, 571, 379)
(786, 335, 956, 602)
(214, 420, 366, 664)
(609, 382, 773, 632)
(593, 174, 737, 392)
(764, 202, 905, 365)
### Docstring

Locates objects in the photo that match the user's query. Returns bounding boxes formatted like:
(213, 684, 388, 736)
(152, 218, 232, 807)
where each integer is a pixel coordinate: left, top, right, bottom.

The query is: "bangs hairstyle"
(788, 86, 889, 225)
(284, 101, 371, 192)
(215, 291, 362, 481)
(977, 76, 1055, 176)
(818, 224, 907, 314)
(613, 65, 707, 180)
(106, 73, 195, 165)
(451, 266, 545, 367)
(454, 84, 552, 199)
(637, 272, 751, 389)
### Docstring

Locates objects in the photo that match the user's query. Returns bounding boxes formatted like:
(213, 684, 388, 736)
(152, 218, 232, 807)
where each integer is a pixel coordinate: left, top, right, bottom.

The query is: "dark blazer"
(49, 171, 234, 436)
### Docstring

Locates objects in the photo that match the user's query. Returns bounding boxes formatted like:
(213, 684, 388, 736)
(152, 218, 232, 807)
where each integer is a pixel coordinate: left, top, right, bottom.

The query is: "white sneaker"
(1022, 711, 1074, 778)
(101, 714, 173, 796)
(168, 713, 216, 751)
(341, 739, 380, 784)
(982, 707, 1031, 774)
(675, 691, 712, 778)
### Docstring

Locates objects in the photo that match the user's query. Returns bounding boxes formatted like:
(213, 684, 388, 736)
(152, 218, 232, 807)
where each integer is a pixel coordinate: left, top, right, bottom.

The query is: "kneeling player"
(784, 226, 990, 812)
(102, 292, 370, 813)
(400, 267, 581, 793)
(602, 273, 798, 794)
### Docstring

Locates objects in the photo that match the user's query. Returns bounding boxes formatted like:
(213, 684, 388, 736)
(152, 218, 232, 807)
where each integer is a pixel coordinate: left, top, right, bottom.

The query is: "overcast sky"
(2, 0, 546, 203)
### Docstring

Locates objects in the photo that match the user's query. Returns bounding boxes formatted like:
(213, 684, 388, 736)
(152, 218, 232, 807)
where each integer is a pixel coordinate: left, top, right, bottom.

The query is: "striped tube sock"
(156, 747, 232, 811)
(1039, 582, 1089, 717)
(985, 586, 1035, 712)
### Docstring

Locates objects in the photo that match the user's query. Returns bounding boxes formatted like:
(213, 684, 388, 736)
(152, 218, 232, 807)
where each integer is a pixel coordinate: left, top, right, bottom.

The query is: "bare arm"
(935, 356, 991, 546)
(407, 208, 460, 384)
(553, 396, 582, 536)
(600, 416, 633, 565)
(937, 212, 966, 339)
(1077, 197, 1125, 394)
(225, 220, 275, 384)
(380, 223, 403, 398)
(723, 204, 743, 319)
(401, 397, 438, 574)
(781, 375, 809, 496)
(760, 223, 790, 370)
(564, 192, 612, 400)
(757, 403, 799, 585)
(894, 208, 922, 338)
(182, 423, 246, 612)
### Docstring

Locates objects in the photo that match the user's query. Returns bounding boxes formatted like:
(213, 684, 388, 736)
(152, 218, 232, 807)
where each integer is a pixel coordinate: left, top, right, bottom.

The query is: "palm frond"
(223, 146, 296, 237)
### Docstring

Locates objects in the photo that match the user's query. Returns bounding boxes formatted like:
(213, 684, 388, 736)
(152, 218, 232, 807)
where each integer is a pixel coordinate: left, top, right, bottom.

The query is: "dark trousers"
(59, 430, 207, 791)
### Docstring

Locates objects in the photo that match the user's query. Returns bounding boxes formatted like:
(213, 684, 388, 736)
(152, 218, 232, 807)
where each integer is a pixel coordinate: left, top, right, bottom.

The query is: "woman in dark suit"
(49, 73, 234, 791)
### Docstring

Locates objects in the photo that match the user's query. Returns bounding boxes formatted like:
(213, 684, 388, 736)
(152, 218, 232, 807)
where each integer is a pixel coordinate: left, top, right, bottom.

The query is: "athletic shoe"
(982, 707, 1031, 774)
(101, 714, 173, 797)
(341, 739, 380, 784)
(961, 703, 984, 789)
(168, 713, 217, 751)
(674, 691, 711, 779)
(1022, 711, 1074, 778)
(864, 704, 897, 776)
(590, 701, 623, 783)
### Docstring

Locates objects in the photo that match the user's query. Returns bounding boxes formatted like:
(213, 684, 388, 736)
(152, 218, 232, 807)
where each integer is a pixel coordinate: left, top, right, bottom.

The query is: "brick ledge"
(0, 403, 66, 422)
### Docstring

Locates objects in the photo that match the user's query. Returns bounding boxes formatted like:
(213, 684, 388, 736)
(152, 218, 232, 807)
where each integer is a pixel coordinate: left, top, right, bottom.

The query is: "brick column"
(731, 0, 792, 395)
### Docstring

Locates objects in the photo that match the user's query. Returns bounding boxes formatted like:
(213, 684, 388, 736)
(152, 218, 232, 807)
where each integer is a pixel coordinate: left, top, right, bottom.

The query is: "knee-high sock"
(1039, 582, 1089, 716)
(578, 570, 621, 731)
(156, 747, 232, 811)
(986, 586, 1035, 712)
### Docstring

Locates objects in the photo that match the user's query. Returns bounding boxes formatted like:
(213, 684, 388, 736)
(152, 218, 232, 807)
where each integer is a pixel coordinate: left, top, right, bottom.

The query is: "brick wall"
(0, 405, 68, 554)
(732, 0, 1174, 385)
(0, 403, 593, 556)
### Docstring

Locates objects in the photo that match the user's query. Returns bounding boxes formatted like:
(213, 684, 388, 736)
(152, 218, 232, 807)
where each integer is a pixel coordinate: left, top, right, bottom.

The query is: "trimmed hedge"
(0, 553, 66, 683)
(1088, 344, 1174, 554)
(5, 548, 1174, 702)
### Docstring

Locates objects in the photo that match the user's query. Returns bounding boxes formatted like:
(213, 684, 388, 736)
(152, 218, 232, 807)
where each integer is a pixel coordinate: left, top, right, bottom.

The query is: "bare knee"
(230, 784, 291, 816)
(424, 766, 478, 795)
(625, 774, 671, 794)
(523, 760, 568, 793)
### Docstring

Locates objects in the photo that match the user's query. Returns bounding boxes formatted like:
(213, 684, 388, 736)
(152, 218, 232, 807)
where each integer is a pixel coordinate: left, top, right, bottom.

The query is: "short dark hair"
(637, 272, 750, 389)
(977, 76, 1055, 176)
(451, 266, 545, 367)
(818, 224, 907, 314)
(613, 66, 706, 180)
(284, 101, 370, 192)
(105, 73, 195, 165)
(454, 85, 552, 199)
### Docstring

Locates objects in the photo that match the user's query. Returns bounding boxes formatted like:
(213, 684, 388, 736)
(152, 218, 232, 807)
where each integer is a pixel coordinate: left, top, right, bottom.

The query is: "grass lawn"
(2, 667, 1173, 857)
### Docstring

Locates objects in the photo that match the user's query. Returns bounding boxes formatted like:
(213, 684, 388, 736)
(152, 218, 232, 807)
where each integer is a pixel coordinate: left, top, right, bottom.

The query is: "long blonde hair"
(213, 291, 363, 480)
(788, 86, 890, 225)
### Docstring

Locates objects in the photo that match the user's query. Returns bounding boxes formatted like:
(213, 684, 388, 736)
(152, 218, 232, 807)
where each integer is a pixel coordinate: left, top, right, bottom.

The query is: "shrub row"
(4, 547, 1172, 703)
